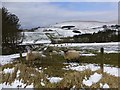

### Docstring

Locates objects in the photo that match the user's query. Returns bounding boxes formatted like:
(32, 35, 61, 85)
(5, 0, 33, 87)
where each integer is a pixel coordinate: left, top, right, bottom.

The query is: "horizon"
(2, 2, 118, 29)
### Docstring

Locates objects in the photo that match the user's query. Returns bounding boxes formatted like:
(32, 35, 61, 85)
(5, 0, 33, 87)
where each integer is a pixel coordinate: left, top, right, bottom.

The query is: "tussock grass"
(58, 69, 93, 88)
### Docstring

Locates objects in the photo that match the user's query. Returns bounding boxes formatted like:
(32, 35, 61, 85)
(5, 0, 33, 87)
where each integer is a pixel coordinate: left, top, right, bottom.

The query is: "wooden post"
(100, 47, 104, 54)
(19, 52, 22, 62)
(100, 47, 104, 73)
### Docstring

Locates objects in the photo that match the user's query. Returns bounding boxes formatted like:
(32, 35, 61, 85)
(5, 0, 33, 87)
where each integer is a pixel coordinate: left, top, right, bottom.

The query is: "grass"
(1, 46, 120, 88)
(79, 53, 119, 67)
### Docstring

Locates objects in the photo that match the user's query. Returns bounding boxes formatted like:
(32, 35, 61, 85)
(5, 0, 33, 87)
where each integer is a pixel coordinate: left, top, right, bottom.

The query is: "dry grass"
(1, 47, 119, 89)
(58, 69, 93, 88)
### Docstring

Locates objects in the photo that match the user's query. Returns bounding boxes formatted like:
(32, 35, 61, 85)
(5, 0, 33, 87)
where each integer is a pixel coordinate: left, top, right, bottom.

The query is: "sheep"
(26, 50, 43, 61)
(64, 50, 80, 62)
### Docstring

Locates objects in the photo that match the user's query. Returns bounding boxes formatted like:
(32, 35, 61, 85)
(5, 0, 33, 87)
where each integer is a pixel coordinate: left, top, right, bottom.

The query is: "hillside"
(21, 21, 118, 45)
(42, 21, 114, 37)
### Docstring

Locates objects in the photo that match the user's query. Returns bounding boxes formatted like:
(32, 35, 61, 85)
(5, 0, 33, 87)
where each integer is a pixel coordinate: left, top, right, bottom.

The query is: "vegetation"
(2, 7, 22, 55)
(57, 29, 119, 43)
(1, 46, 119, 88)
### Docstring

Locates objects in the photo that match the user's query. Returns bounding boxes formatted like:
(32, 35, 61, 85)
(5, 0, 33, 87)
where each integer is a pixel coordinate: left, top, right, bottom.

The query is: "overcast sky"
(2, 2, 118, 29)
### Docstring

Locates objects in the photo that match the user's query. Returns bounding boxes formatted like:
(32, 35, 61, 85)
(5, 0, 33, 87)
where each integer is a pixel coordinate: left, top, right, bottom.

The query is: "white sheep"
(26, 50, 43, 61)
(64, 50, 80, 61)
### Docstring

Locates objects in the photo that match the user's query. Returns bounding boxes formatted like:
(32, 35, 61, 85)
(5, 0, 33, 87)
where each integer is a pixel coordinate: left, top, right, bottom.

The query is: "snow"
(16, 70, 20, 77)
(64, 63, 120, 77)
(80, 53, 96, 56)
(51, 42, 119, 53)
(40, 79, 45, 86)
(47, 77, 63, 83)
(31, 74, 35, 77)
(32, 21, 115, 38)
(53, 42, 118, 46)
(40, 82, 45, 86)
(0, 79, 33, 89)
(100, 83, 110, 88)
(41, 82, 45, 86)
(103, 83, 110, 88)
(21, 40, 51, 45)
(0, 53, 27, 65)
(20, 32, 51, 45)
(35, 68, 43, 73)
(83, 72, 102, 87)
(63, 63, 100, 71)
(104, 66, 120, 77)
(53, 21, 112, 35)
(3, 68, 14, 74)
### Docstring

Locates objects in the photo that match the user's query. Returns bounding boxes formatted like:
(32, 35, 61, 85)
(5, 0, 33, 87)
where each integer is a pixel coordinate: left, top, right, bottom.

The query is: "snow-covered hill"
(21, 21, 117, 45)
(53, 21, 110, 29)
(36, 21, 113, 37)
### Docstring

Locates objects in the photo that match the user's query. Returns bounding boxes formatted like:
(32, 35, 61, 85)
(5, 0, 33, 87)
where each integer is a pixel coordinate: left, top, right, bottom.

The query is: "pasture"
(1, 46, 119, 89)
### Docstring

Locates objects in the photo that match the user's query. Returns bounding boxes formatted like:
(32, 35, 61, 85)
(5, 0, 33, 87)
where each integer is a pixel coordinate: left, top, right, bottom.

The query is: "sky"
(2, 1, 118, 29)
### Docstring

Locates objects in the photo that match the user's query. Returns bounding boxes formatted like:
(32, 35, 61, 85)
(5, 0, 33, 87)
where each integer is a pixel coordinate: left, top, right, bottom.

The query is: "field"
(0, 45, 120, 89)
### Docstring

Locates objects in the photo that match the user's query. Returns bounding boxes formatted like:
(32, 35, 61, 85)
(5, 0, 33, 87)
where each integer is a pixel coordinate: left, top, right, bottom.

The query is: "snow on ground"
(102, 83, 110, 88)
(35, 67, 43, 73)
(20, 40, 51, 45)
(20, 32, 51, 45)
(40, 79, 45, 86)
(3, 68, 14, 74)
(53, 21, 110, 29)
(63, 63, 120, 77)
(0, 53, 27, 65)
(0, 79, 34, 89)
(83, 72, 102, 87)
(34, 21, 115, 37)
(16, 70, 20, 78)
(80, 53, 96, 56)
(63, 63, 100, 71)
(53, 21, 111, 34)
(41, 82, 45, 86)
(104, 66, 120, 77)
(51, 42, 119, 53)
(100, 83, 110, 88)
(47, 77, 63, 83)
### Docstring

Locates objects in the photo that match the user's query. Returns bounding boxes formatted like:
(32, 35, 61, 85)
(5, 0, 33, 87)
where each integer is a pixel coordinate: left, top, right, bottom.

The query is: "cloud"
(2, 2, 118, 29)
(2, 0, 120, 2)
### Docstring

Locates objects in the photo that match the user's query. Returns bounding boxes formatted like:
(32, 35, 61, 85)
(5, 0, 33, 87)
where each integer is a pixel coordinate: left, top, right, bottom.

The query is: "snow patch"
(64, 63, 120, 77)
(80, 53, 96, 56)
(103, 83, 110, 88)
(100, 83, 110, 88)
(0, 79, 33, 89)
(51, 42, 119, 53)
(83, 73, 102, 87)
(3, 68, 14, 74)
(35, 68, 43, 73)
(47, 77, 63, 83)
(63, 63, 100, 71)
(104, 67, 120, 77)
(16, 70, 20, 78)
(0, 53, 27, 65)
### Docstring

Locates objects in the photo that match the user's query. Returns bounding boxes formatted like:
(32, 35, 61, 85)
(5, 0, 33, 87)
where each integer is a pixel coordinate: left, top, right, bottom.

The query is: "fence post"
(100, 47, 104, 73)
(100, 47, 104, 54)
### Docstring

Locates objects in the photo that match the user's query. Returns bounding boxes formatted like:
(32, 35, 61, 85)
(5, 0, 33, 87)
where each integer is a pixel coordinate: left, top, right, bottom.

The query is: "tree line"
(58, 29, 119, 43)
(2, 7, 22, 55)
